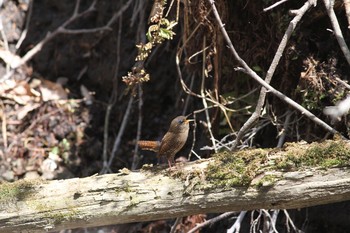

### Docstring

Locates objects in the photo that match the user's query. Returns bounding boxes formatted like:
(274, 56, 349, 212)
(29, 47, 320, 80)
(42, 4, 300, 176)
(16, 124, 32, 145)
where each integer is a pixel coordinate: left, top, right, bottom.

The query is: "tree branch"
(206, 0, 340, 149)
(323, 0, 350, 66)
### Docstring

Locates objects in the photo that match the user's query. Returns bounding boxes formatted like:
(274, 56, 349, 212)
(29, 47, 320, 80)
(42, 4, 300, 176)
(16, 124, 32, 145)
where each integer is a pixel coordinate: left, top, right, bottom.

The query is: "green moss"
(0, 180, 36, 204)
(46, 209, 80, 225)
(31, 199, 81, 225)
(275, 159, 295, 170)
(306, 141, 350, 167)
(254, 174, 279, 188)
(126, 194, 140, 209)
(0, 180, 82, 226)
(204, 139, 350, 189)
(278, 140, 350, 170)
(115, 181, 132, 193)
(206, 149, 268, 188)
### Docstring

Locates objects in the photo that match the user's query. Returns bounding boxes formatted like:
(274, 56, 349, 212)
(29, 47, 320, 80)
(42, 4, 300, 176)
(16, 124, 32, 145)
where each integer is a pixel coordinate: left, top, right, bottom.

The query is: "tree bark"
(1, 147, 350, 232)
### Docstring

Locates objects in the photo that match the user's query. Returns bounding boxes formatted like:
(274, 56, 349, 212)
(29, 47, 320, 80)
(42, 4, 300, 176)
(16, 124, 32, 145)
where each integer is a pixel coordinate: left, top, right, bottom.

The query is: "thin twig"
(176, 9, 236, 135)
(200, 117, 271, 151)
(21, 109, 60, 135)
(16, 0, 34, 49)
(132, 0, 147, 43)
(106, 0, 134, 28)
(263, 0, 289, 12)
(190, 149, 202, 160)
(201, 36, 217, 152)
(130, 0, 141, 27)
(0, 100, 7, 151)
(251, 210, 263, 233)
(237, 67, 338, 134)
(283, 209, 299, 232)
(335, 76, 350, 90)
(240, 118, 272, 148)
(227, 211, 247, 233)
(165, 0, 176, 18)
(200, 119, 273, 151)
(188, 212, 237, 233)
(0, 14, 9, 72)
(73, 0, 81, 16)
(301, 208, 309, 231)
(101, 101, 114, 174)
(132, 84, 143, 170)
(170, 217, 182, 233)
(1, 0, 134, 81)
(269, 210, 280, 233)
(182, 73, 195, 116)
(76, 65, 88, 81)
(57, 27, 112, 34)
(277, 110, 293, 148)
(261, 209, 278, 233)
(108, 95, 134, 168)
(100, 16, 123, 174)
(188, 111, 198, 161)
(132, 0, 146, 170)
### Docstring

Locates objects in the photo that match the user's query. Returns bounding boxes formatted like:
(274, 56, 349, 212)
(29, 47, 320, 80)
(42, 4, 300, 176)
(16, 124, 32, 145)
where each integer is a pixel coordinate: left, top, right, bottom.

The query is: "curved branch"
(323, 0, 350, 66)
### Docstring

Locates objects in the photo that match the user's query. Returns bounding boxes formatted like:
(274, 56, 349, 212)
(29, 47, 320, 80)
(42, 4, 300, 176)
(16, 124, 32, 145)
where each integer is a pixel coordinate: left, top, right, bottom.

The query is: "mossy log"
(1, 140, 350, 232)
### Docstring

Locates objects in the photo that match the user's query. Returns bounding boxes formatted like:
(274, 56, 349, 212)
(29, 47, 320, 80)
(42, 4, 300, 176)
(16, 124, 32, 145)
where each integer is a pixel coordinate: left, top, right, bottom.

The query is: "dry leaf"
(17, 103, 41, 120)
(39, 79, 68, 101)
(0, 79, 37, 104)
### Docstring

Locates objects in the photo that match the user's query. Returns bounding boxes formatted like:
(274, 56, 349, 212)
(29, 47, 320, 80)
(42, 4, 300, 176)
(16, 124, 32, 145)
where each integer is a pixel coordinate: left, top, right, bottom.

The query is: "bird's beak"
(185, 113, 193, 118)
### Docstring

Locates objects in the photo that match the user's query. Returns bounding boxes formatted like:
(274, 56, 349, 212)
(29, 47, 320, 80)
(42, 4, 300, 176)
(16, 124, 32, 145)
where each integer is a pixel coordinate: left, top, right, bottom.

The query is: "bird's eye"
(178, 119, 184, 124)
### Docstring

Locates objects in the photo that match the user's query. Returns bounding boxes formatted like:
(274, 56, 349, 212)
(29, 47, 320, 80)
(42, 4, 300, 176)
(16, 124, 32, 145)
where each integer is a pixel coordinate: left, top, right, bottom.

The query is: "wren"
(138, 115, 193, 168)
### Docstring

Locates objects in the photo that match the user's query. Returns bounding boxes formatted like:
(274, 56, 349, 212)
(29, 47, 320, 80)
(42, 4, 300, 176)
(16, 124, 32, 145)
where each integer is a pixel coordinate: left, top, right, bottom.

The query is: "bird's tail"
(138, 140, 161, 152)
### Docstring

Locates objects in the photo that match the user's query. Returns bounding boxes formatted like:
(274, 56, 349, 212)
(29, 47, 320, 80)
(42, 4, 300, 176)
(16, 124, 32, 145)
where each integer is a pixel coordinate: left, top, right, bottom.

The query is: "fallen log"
(1, 140, 350, 232)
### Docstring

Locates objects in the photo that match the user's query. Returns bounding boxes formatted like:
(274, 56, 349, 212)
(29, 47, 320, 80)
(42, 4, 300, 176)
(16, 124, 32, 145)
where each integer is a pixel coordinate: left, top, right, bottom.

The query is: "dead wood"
(1, 141, 350, 232)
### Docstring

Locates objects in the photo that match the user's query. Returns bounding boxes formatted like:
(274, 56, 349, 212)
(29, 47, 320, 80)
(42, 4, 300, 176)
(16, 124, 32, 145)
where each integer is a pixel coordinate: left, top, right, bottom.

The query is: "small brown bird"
(138, 115, 193, 168)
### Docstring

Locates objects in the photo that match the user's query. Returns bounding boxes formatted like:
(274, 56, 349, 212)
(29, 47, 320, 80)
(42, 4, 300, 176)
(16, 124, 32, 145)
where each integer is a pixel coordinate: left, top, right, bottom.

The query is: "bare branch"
(170, 217, 183, 233)
(12, 0, 98, 69)
(132, 84, 143, 170)
(0, 13, 10, 72)
(1, 0, 133, 81)
(323, 0, 350, 65)
(107, 95, 134, 169)
(277, 110, 293, 148)
(232, 0, 316, 149)
(206, 0, 340, 149)
(201, 37, 217, 152)
(344, 0, 350, 28)
(283, 209, 299, 232)
(263, 0, 290, 12)
(188, 212, 237, 233)
(101, 17, 123, 174)
(227, 211, 247, 233)
(16, 0, 34, 49)
(269, 210, 280, 233)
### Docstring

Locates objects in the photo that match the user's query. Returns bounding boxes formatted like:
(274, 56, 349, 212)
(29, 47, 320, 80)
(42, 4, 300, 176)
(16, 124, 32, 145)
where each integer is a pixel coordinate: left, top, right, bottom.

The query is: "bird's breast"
(158, 130, 189, 157)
